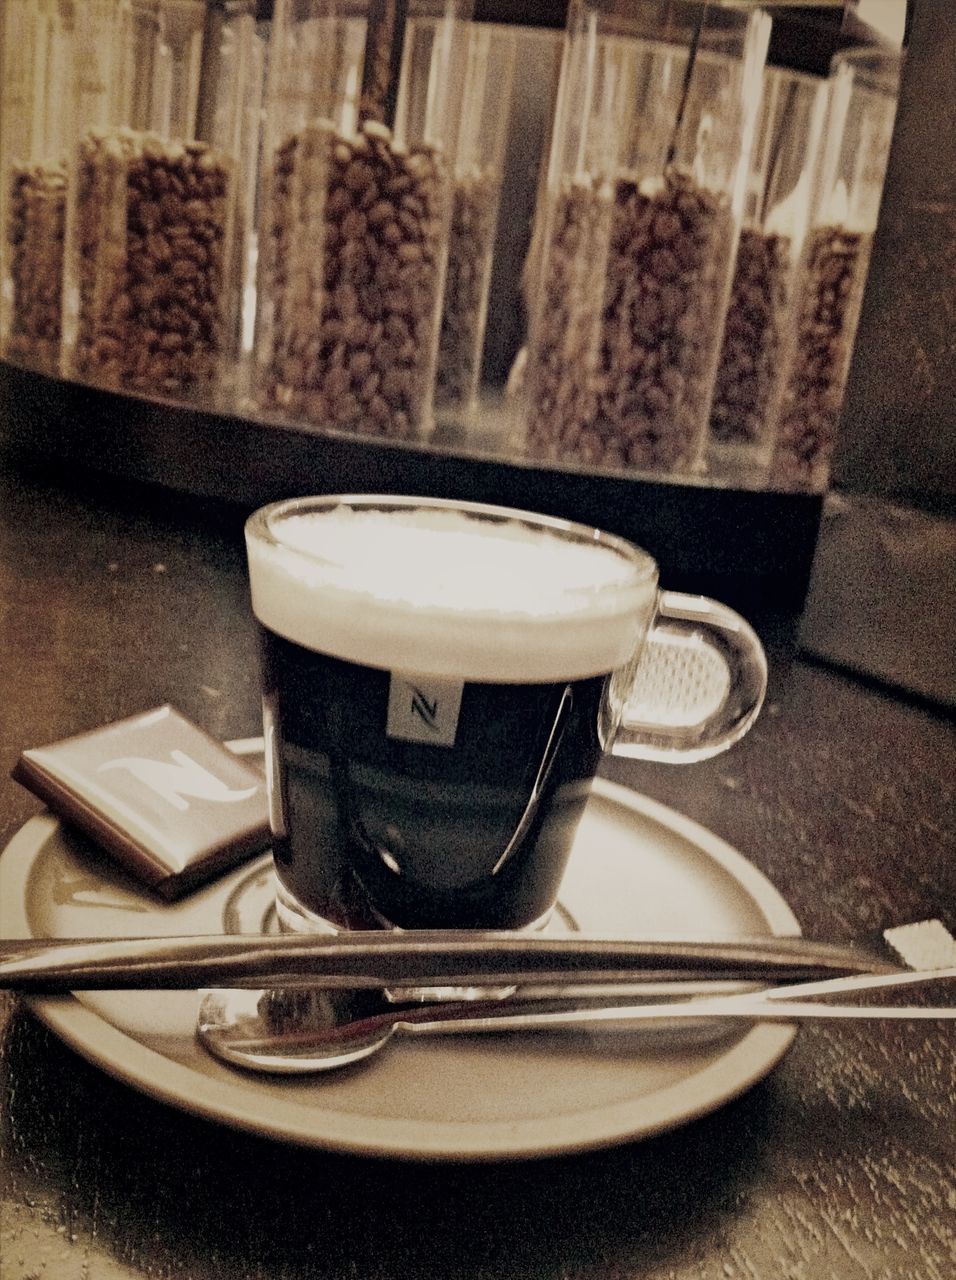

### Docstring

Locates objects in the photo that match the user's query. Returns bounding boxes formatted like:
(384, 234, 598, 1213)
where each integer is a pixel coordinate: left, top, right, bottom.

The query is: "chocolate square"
(12, 706, 270, 899)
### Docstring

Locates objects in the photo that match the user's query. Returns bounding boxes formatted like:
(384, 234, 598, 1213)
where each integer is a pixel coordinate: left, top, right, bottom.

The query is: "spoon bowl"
(199, 987, 400, 1072)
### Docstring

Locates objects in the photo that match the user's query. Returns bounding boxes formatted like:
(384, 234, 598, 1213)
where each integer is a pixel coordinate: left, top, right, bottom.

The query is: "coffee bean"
(332, 391, 361, 424)
(368, 200, 393, 227)
(333, 282, 359, 319)
(349, 349, 373, 379)
(770, 223, 870, 490)
(344, 159, 375, 193)
(368, 393, 390, 424)
(382, 314, 408, 345)
(326, 186, 351, 219)
(397, 241, 423, 265)
(381, 367, 410, 400)
(525, 168, 732, 472)
(324, 365, 351, 399)
(341, 209, 367, 239)
(171, 258, 199, 282)
(359, 371, 381, 401)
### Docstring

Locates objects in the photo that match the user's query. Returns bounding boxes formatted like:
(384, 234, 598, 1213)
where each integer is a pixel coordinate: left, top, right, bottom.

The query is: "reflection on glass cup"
(245, 496, 767, 933)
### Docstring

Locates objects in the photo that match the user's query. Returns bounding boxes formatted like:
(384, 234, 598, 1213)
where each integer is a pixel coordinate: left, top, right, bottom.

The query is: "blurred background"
(0, 0, 951, 704)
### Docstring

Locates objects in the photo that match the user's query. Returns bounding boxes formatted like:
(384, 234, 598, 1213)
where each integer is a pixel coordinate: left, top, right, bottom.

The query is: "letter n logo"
(386, 675, 464, 746)
(98, 750, 259, 811)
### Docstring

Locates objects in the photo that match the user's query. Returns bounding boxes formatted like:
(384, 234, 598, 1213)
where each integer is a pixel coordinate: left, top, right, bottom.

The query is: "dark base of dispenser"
(0, 360, 822, 624)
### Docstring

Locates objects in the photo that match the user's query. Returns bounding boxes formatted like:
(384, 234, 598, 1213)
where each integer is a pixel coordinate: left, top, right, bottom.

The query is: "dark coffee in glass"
(245, 496, 766, 933)
(261, 635, 609, 929)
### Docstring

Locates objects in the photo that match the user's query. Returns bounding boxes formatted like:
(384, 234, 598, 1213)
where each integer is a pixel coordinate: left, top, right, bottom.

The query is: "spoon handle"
(409, 1001, 956, 1037)
(0, 931, 901, 991)
(403, 967, 956, 1036)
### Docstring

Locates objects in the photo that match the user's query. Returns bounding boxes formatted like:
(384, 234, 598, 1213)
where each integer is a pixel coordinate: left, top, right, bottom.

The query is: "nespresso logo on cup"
(387, 675, 464, 746)
(410, 688, 439, 729)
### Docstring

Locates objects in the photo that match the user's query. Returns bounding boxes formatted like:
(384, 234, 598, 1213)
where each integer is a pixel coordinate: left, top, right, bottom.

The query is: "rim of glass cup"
(246, 494, 659, 599)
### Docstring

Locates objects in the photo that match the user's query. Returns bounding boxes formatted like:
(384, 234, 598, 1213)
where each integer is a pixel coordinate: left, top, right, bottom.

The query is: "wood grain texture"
(0, 458, 953, 1280)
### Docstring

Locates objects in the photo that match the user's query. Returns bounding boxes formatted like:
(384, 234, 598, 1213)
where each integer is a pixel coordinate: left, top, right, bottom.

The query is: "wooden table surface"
(0, 459, 953, 1280)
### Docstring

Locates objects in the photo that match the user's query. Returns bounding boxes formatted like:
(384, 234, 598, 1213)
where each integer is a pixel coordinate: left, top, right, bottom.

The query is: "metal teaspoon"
(196, 967, 956, 1075)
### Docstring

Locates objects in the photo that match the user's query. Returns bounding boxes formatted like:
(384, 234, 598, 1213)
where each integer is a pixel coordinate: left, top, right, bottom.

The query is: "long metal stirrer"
(665, 0, 710, 170)
(360, 0, 409, 129)
(0, 931, 903, 992)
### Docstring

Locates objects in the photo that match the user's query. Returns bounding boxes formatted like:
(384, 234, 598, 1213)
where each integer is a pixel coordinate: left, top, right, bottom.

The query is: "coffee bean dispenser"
(433, 21, 516, 429)
(59, 0, 258, 405)
(0, 0, 78, 375)
(707, 64, 831, 481)
(254, 0, 472, 442)
(770, 46, 901, 493)
(520, 0, 770, 479)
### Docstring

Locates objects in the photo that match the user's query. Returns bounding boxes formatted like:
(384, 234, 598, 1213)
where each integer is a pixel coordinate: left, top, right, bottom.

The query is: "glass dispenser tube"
(521, 0, 770, 477)
(770, 47, 902, 493)
(707, 64, 830, 478)
(62, 0, 257, 404)
(254, 0, 472, 442)
(1, 0, 77, 373)
(433, 22, 516, 424)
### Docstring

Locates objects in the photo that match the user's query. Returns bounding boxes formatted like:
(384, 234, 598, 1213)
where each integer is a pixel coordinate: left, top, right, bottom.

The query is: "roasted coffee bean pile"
(6, 161, 67, 370)
(435, 168, 500, 409)
(263, 119, 447, 439)
(525, 168, 733, 473)
(709, 227, 791, 449)
(771, 223, 869, 490)
(73, 128, 230, 397)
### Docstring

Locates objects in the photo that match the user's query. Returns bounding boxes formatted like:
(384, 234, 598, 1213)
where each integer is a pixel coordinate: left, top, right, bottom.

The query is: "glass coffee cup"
(245, 495, 767, 933)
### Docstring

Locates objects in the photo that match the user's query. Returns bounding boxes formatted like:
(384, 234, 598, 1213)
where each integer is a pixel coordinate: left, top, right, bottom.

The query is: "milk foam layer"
(247, 505, 657, 681)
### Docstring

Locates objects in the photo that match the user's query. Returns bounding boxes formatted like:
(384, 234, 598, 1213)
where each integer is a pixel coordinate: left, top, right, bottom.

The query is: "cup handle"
(610, 591, 768, 764)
